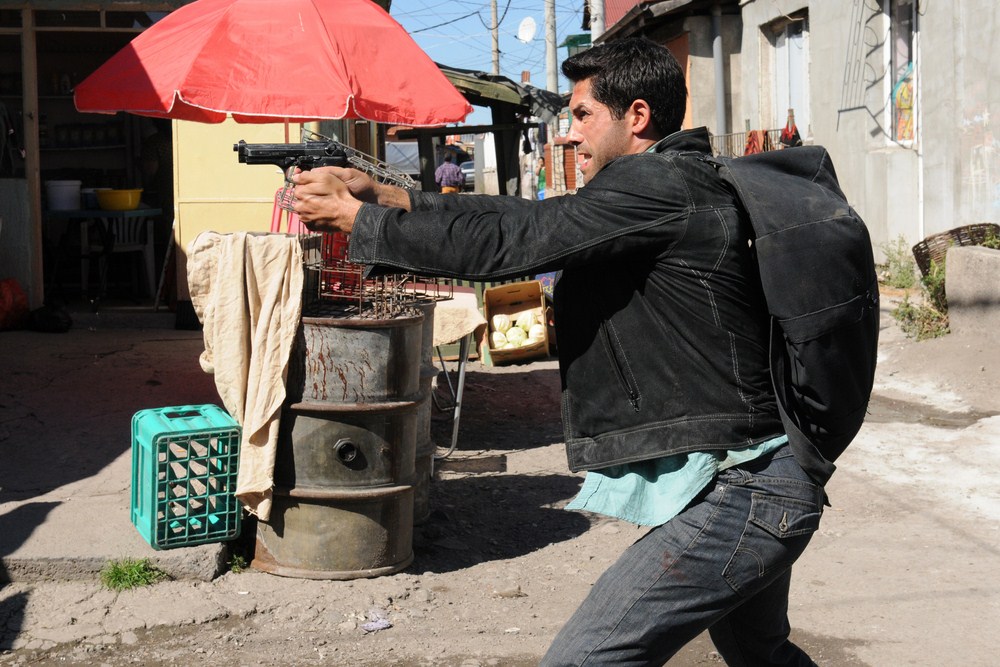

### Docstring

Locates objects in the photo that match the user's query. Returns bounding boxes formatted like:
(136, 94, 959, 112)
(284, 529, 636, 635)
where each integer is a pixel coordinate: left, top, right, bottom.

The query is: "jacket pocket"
(599, 321, 641, 412)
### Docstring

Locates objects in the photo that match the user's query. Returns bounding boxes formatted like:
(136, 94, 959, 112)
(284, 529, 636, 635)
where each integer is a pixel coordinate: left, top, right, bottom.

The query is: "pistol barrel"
(234, 140, 347, 170)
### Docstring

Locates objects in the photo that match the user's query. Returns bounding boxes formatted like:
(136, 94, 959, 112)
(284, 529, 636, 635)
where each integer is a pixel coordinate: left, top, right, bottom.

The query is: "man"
(292, 38, 824, 666)
(434, 152, 465, 193)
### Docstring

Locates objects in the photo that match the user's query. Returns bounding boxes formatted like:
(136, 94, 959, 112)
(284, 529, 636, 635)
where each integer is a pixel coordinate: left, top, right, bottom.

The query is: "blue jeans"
(542, 446, 823, 666)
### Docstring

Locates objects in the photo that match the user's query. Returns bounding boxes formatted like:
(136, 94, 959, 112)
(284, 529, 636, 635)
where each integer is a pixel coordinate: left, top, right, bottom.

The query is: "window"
(34, 11, 101, 28)
(105, 12, 169, 29)
(0, 10, 22, 28)
(889, 0, 916, 143)
(765, 13, 810, 139)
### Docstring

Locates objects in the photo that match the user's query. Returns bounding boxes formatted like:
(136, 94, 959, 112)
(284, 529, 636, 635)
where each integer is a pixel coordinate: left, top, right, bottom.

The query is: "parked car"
(459, 160, 475, 191)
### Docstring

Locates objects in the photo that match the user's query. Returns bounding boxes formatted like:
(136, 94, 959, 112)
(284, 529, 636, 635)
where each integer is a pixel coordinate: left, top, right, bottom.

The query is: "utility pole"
(590, 0, 604, 40)
(545, 0, 557, 93)
(711, 3, 727, 134)
(491, 0, 500, 76)
(544, 0, 561, 195)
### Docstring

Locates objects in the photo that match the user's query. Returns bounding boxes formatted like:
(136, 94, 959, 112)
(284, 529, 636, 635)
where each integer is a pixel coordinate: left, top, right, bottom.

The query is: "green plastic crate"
(131, 405, 242, 550)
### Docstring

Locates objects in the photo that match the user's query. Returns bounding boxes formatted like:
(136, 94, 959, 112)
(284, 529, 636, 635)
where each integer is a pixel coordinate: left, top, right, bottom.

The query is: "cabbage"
(528, 323, 546, 340)
(505, 326, 527, 346)
(490, 331, 508, 349)
(514, 308, 542, 331)
(491, 313, 511, 334)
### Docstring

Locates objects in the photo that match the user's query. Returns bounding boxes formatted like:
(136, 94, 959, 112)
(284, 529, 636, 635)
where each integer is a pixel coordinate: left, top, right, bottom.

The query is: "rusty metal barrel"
(253, 310, 424, 579)
(411, 298, 437, 525)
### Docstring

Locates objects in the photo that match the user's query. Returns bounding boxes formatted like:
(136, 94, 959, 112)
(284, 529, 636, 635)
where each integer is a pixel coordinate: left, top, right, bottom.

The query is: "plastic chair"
(83, 216, 157, 298)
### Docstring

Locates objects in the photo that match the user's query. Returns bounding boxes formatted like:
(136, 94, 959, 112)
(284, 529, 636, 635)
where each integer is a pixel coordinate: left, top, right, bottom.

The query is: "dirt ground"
(1, 288, 998, 666)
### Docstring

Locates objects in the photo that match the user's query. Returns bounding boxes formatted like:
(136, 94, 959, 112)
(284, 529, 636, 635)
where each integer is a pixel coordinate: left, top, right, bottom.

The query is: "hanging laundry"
(744, 130, 765, 155)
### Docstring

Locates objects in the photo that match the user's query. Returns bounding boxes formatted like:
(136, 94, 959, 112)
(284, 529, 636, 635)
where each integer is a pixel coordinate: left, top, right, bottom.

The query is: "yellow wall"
(172, 119, 306, 299)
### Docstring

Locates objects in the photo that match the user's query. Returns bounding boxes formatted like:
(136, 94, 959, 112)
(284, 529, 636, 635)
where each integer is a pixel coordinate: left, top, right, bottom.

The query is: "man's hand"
(318, 165, 412, 209)
(291, 169, 363, 234)
(311, 166, 379, 202)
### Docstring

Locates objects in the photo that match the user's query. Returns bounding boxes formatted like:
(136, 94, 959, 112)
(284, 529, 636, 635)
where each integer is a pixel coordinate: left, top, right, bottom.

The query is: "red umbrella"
(73, 0, 472, 126)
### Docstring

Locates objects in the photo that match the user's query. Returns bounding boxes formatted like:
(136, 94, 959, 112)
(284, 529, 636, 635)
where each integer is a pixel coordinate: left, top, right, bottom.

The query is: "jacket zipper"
(601, 323, 641, 412)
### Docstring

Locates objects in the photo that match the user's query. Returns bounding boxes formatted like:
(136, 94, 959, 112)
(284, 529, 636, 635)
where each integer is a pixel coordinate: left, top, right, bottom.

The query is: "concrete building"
(738, 0, 999, 258)
(599, 0, 1000, 259)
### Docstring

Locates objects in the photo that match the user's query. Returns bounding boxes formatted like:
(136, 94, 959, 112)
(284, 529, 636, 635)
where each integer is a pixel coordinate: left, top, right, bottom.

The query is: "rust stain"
(337, 365, 349, 401)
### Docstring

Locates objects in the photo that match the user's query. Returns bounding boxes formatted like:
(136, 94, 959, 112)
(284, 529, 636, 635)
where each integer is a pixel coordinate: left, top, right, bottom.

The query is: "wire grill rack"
(291, 132, 452, 317)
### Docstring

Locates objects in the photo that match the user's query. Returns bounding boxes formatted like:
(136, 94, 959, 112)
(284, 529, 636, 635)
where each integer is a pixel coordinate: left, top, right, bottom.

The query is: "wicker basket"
(911, 223, 1000, 277)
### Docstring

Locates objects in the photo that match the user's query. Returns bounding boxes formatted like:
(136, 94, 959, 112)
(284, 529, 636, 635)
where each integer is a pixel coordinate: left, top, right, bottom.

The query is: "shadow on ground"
(429, 366, 563, 453)
(411, 472, 587, 574)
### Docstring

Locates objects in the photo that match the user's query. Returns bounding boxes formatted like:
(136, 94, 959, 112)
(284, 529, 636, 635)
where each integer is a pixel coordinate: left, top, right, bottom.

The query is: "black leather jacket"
(347, 128, 784, 471)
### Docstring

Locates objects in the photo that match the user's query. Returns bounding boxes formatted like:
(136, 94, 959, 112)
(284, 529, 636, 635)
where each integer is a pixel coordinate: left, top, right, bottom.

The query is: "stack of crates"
(131, 404, 242, 550)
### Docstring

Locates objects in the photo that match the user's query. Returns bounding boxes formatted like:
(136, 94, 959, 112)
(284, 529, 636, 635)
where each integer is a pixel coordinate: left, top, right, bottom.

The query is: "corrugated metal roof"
(437, 64, 564, 122)
(599, 0, 738, 43)
(606, 0, 646, 28)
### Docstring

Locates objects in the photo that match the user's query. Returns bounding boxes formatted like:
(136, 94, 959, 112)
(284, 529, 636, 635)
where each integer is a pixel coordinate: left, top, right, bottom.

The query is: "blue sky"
(387, 0, 587, 125)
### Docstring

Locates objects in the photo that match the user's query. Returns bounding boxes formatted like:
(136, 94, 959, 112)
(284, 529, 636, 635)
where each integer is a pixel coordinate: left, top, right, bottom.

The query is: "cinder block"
(945, 245, 1000, 339)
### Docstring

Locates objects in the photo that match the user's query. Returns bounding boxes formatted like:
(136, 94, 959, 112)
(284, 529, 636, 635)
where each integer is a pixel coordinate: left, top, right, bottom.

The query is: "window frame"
(887, 0, 917, 146)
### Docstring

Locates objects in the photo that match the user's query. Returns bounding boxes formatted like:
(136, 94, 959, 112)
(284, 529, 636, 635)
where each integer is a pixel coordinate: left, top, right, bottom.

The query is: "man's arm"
(372, 180, 411, 210)
(295, 153, 691, 281)
(345, 154, 692, 281)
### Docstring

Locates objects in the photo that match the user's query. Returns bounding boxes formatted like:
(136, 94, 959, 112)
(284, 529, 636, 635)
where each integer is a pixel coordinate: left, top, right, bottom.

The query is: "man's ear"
(629, 99, 654, 136)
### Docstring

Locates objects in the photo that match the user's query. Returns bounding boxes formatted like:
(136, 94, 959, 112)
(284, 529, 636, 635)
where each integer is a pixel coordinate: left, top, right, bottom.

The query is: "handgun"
(235, 139, 349, 210)
(234, 139, 348, 175)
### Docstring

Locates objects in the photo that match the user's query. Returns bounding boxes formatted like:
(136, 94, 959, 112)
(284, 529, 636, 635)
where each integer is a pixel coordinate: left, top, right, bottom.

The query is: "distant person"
(536, 156, 546, 200)
(434, 153, 465, 194)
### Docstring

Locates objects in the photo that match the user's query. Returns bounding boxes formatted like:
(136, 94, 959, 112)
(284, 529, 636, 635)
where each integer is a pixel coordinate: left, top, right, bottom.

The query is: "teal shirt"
(566, 436, 788, 526)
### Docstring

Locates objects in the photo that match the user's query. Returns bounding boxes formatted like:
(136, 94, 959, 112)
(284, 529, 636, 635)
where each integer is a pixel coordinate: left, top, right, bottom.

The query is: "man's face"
(566, 78, 633, 184)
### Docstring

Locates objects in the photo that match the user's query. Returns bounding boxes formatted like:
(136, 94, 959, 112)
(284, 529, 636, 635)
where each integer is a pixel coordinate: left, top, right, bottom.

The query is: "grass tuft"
(100, 557, 168, 591)
(228, 554, 248, 574)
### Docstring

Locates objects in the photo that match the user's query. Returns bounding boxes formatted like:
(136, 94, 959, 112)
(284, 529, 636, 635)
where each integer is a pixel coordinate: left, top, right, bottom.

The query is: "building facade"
(600, 0, 1000, 259)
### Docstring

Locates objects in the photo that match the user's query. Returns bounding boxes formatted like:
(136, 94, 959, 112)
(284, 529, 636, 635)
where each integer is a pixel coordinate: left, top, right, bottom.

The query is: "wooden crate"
(483, 280, 549, 365)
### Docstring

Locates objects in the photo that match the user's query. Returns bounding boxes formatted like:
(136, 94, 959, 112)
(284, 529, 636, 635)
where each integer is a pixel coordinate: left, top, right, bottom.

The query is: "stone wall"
(945, 245, 1000, 339)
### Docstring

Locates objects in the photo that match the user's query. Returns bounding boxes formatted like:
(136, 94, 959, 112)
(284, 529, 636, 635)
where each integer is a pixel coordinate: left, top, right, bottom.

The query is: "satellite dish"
(516, 16, 537, 43)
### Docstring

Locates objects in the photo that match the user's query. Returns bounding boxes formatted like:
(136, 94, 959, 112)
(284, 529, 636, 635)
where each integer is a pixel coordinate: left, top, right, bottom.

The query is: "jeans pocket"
(722, 492, 822, 597)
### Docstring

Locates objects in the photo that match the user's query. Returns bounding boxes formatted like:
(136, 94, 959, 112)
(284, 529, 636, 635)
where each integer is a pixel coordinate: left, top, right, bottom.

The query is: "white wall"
(738, 0, 999, 262)
(478, 133, 500, 196)
(923, 1, 999, 233)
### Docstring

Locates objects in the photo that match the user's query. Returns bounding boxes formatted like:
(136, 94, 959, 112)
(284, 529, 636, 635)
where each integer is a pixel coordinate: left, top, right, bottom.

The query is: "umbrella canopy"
(74, 0, 472, 126)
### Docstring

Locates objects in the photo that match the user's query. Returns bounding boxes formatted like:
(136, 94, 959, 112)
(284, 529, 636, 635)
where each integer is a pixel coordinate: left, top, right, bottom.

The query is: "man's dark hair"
(443, 153, 454, 162)
(561, 37, 687, 136)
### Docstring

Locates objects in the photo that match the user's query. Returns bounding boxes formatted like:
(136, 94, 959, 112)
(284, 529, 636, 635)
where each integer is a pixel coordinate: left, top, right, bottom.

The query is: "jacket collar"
(648, 127, 712, 155)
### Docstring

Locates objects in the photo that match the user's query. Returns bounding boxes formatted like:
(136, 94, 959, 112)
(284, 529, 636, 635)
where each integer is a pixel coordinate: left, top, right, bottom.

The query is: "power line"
(411, 10, 482, 34)
(390, 0, 584, 87)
